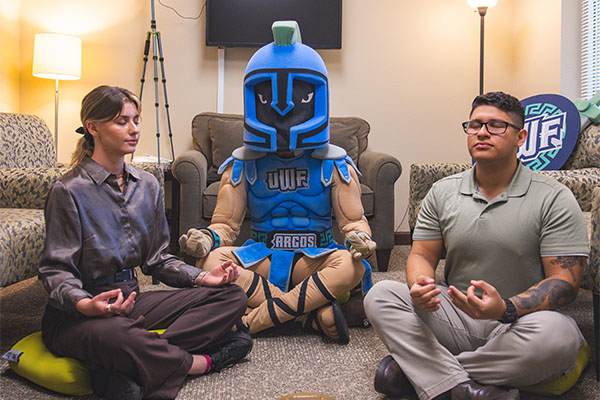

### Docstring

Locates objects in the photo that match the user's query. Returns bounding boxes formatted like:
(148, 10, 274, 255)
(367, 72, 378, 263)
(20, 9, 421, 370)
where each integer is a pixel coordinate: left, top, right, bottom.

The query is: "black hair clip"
(75, 126, 85, 135)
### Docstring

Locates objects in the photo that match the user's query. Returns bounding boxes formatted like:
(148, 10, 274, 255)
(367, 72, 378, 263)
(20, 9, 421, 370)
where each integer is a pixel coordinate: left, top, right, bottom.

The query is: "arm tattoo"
(549, 256, 582, 282)
(513, 279, 576, 311)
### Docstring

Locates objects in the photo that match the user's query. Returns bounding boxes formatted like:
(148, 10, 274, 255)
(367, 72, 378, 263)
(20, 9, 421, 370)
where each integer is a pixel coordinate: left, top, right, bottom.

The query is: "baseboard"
(394, 231, 411, 246)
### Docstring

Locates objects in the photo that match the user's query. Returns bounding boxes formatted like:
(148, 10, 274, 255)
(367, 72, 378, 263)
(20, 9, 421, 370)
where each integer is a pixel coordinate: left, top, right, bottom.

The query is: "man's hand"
(76, 289, 136, 318)
(196, 260, 240, 287)
(448, 280, 506, 320)
(179, 228, 213, 258)
(410, 275, 441, 312)
(347, 231, 376, 260)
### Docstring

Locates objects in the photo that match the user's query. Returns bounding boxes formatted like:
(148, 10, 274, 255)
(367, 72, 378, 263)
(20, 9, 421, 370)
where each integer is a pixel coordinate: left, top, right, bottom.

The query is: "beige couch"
(172, 112, 402, 271)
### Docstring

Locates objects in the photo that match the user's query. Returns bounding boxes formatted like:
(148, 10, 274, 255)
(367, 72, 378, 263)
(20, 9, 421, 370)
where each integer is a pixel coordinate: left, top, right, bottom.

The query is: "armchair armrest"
(408, 163, 471, 231)
(172, 149, 209, 236)
(358, 151, 402, 191)
(581, 186, 600, 293)
(0, 167, 69, 209)
(538, 168, 600, 212)
(357, 151, 402, 250)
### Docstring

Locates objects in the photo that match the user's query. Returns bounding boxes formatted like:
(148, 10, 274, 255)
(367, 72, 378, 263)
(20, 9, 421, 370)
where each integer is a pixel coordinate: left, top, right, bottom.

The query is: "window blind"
(581, 0, 600, 98)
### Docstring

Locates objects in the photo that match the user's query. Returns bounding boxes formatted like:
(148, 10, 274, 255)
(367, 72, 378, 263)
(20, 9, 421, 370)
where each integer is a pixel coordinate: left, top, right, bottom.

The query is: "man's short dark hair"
(469, 91, 525, 128)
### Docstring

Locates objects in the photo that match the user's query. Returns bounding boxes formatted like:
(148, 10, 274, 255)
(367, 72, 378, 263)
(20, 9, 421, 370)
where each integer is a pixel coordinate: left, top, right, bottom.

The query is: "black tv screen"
(205, 0, 342, 49)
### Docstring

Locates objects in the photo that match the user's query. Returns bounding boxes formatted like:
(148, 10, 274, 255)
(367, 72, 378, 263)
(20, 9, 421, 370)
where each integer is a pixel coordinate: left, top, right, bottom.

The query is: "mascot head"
(243, 21, 329, 153)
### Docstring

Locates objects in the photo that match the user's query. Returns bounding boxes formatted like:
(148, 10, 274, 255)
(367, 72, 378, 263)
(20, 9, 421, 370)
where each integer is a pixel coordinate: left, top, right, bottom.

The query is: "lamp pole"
(54, 79, 59, 158)
(478, 6, 488, 95)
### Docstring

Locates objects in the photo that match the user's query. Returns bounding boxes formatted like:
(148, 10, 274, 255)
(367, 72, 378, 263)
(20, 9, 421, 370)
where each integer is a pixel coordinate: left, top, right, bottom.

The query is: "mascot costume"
(180, 21, 375, 343)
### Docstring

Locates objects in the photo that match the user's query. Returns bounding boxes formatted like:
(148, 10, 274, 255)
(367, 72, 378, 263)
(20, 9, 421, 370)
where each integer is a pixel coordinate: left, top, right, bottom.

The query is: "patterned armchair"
(0, 113, 67, 287)
(408, 123, 600, 380)
(172, 112, 402, 271)
(0, 113, 165, 288)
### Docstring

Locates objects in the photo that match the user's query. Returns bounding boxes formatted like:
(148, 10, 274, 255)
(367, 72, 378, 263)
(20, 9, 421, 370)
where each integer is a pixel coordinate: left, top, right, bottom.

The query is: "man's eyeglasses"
(461, 119, 522, 135)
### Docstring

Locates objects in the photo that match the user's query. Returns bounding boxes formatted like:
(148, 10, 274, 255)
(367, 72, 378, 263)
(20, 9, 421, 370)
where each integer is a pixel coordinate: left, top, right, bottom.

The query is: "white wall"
(6, 0, 563, 231)
(0, 0, 21, 112)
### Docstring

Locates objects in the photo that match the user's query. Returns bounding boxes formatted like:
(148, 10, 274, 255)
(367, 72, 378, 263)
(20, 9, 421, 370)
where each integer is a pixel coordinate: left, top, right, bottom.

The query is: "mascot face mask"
(243, 21, 329, 152)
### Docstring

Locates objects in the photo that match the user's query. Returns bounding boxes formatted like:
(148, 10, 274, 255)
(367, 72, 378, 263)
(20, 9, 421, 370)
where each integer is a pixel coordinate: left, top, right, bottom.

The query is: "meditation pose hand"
(75, 289, 137, 318)
(409, 275, 441, 312)
(196, 260, 240, 287)
(448, 280, 506, 320)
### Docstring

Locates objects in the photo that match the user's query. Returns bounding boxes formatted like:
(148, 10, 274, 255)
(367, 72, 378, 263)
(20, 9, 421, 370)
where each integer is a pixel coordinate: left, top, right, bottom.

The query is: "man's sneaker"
(208, 330, 253, 372)
(90, 369, 143, 400)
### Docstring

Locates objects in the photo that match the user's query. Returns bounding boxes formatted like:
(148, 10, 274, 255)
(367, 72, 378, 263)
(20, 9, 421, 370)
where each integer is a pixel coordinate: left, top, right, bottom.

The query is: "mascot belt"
(232, 239, 372, 294)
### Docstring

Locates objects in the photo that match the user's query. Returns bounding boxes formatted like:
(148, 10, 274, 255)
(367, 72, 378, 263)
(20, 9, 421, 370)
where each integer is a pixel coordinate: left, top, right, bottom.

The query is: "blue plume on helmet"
(243, 21, 329, 152)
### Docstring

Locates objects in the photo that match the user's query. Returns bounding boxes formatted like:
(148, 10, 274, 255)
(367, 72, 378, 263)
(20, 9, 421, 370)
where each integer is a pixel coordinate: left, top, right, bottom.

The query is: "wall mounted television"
(205, 0, 342, 49)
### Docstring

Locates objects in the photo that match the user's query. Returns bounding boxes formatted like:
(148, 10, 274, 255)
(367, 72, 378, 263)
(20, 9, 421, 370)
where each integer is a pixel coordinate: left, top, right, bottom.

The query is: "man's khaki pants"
(364, 280, 585, 400)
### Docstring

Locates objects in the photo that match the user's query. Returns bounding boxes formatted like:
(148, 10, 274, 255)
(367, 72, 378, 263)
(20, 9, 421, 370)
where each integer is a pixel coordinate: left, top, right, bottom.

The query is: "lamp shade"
(33, 33, 81, 80)
(467, 0, 498, 9)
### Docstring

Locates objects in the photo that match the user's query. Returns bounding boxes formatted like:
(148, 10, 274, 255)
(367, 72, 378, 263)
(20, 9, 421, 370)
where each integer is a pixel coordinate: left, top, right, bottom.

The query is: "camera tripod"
(137, 0, 175, 164)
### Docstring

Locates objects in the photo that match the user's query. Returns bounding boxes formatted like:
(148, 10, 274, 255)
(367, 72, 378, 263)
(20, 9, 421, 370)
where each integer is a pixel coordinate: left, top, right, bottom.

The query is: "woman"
(39, 85, 251, 400)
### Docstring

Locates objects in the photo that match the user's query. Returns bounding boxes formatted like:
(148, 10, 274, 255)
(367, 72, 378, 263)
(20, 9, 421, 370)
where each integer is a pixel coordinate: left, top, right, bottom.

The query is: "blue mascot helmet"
(243, 21, 329, 152)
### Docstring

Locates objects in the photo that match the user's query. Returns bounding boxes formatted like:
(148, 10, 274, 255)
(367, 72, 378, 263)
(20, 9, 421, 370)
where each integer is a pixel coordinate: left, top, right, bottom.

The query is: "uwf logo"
(271, 232, 317, 250)
(519, 94, 580, 171)
(518, 113, 565, 162)
(266, 168, 309, 192)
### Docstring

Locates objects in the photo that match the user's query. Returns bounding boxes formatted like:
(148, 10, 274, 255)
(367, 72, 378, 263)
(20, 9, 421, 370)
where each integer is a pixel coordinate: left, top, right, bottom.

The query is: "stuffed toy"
(180, 21, 374, 343)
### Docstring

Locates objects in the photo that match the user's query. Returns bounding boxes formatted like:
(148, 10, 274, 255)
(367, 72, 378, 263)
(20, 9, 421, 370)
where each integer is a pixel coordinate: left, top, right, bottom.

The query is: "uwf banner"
(518, 94, 580, 171)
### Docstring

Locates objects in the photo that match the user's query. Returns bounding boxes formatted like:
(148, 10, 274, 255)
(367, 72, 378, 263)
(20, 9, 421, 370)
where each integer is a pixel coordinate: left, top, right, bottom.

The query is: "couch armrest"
(357, 151, 402, 250)
(0, 167, 69, 209)
(358, 151, 402, 191)
(172, 149, 209, 236)
(408, 163, 471, 231)
(582, 186, 600, 293)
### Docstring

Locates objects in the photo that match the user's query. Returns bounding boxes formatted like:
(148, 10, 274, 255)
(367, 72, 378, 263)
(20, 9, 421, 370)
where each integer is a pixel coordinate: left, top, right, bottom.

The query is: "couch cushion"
(0, 168, 68, 209)
(202, 182, 374, 220)
(203, 182, 221, 219)
(207, 117, 245, 182)
(0, 208, 45, 287)
(329, 117, 369, 164)
(359, 184, 374, 217)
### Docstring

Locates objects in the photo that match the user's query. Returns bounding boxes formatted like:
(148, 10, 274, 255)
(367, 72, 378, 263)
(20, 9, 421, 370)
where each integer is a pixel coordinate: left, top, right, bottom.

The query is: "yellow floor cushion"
(2, 329, 166, 395)
(519, 340, 591, 396)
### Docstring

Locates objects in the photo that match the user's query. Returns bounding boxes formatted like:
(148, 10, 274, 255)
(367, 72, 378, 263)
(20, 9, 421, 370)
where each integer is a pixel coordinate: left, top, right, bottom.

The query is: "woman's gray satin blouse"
(39, 157, 201, 313)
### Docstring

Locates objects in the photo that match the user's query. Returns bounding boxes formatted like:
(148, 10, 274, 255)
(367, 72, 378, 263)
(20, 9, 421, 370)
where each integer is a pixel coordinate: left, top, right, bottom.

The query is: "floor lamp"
(468, 0, 497, 95)
(33, 33, 82, 161)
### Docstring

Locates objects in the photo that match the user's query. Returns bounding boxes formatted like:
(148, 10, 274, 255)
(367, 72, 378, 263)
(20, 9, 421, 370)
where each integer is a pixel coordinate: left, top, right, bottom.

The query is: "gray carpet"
(1, 246, 598, 399)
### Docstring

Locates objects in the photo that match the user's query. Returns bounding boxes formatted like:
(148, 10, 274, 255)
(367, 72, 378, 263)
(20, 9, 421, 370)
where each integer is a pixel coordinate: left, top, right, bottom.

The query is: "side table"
(164, 168, 180, 255)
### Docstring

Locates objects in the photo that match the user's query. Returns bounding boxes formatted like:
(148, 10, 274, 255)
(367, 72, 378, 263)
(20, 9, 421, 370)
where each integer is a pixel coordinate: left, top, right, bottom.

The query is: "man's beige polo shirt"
(413, 161, 589, 298)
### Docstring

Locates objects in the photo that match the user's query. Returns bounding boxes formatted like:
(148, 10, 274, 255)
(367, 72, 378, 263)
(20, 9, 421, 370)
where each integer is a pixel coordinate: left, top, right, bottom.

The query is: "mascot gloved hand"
(179, 229, 213, 258)
(346, 231, 376, 260)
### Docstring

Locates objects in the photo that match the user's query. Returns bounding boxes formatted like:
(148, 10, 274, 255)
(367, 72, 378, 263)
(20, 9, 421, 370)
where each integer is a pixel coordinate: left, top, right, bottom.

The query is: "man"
(179, 21, 375, 344)
(364, 91, 589, 399)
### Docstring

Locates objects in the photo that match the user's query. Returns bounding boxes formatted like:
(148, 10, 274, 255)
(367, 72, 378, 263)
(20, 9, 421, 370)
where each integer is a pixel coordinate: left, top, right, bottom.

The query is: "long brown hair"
(70, 85, 140, 166)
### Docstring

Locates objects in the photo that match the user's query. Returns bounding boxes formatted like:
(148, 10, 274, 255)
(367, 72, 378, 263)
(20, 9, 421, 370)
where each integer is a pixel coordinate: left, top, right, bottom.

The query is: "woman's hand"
(76, 289, 137, 317)
(198, 260, 240, 287)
